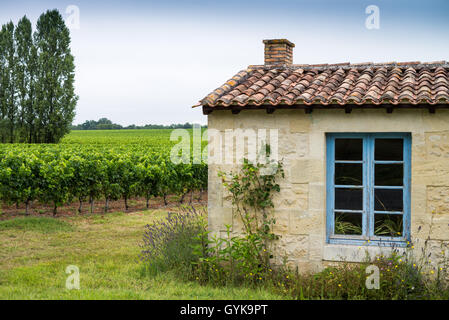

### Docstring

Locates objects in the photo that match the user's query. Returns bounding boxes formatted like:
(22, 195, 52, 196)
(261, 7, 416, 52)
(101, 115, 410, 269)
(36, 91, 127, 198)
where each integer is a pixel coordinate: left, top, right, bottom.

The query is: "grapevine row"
(0, 145, 207, 215)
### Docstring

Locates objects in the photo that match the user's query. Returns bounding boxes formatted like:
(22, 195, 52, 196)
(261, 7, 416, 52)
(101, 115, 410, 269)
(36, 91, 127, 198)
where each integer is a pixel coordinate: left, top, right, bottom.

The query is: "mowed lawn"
(0, 209, 285, 300)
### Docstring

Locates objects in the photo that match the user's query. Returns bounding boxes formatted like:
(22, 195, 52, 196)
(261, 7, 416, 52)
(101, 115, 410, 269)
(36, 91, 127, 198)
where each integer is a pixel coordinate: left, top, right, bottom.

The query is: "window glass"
(335, 212, 362, 235)
(375, 164, 403, 186)
(335, 163, 363, 185)
(375, 139, 403, 161)
(335, 188, 363, 210)
(335, 139, 363, 161)
(374, 189, 403, 212)
(374, 214, 403, 237)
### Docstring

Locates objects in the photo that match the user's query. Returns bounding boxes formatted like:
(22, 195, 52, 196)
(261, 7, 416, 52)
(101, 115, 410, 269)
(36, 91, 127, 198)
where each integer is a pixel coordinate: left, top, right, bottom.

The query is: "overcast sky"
(1, 0, 448, 125)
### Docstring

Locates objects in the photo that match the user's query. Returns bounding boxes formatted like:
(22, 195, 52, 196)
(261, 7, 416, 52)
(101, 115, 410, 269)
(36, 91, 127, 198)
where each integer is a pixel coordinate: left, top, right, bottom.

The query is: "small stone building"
(196, 39, 449, 272)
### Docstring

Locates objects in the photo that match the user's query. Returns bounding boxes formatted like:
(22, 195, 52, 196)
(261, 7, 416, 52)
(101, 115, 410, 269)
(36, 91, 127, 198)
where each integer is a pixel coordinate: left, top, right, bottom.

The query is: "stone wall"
(207, 108, 449, 273)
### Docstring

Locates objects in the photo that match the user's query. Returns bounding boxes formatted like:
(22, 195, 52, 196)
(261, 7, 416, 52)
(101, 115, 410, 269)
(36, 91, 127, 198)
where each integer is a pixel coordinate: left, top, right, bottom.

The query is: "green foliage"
(140, 207, 207, 276)
(334, 213, 362, 235)
(0, 216, 73, 233)
(0, 10, 77, 143)
(0, 143, 207, 215)
(192, 153, 284, 284)
(335, 213, 402, 236)
(0, 152, 41, 214)
(374, 215, 403, 237)
(270, 250, 449, 300)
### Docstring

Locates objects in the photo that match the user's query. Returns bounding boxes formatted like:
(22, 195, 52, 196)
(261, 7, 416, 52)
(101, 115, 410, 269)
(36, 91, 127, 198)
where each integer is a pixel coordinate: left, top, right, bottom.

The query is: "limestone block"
(307, 159, 325, 183)
(422, 110, 449, 132)
(308, 183, 326, 211)
(425, 131, 449, 159)
(411, 132, 427, 161)
(274, 234, 310, 262)
(208, 206, 233, 232)
(279, 133, 309, 160)
(428, 218, 449, 240)
(411, 184, 427, 215)
(272, 211, 290, 234)
(292, 183, 309, 211)
(234, 110, 275, 129)
(274, 110, 294, 130)
(308, 132, 325, 160)
(290, 159, 309, 183)
(312, 109, 424, 132)
(309, 234, 324, 261)
(427, 186, 449, 215)
(207, 172, 222, 207)
(413, 213, 449, 241)
(289, 209, 323, 235)
(273, 184, 308, 211)
(208, 111, 234, 131)
(413, 160, 449, 186)
(323, 244, 406, 262)
(411, 215, 430, 239)
(289, 114, 311, 133)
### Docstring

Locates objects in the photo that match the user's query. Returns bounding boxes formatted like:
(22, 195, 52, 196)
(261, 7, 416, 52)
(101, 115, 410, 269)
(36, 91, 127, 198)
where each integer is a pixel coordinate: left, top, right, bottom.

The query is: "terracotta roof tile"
(199, 62, 449, 108)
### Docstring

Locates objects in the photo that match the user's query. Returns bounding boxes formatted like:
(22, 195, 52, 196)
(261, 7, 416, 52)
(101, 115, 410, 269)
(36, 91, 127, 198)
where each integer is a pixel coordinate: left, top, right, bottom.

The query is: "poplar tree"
(0, 26, 6, 142)
(34, 9, 77, 143)
(0, 10, 77, 143)
(14, 16, 36, 143)
(0, 22, 17, 143)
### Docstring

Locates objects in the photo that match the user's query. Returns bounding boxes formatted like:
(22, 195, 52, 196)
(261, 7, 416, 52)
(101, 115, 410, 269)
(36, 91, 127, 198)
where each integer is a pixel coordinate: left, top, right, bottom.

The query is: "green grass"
(0, 209, 286, 300)
(62, 128, 205, 145)
(0, 217, 74, 233)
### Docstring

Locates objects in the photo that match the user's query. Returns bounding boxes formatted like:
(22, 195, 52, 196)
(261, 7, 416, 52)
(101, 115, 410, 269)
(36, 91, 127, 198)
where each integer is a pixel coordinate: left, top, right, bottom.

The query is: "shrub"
(191, 153, 284, 286)
(140, 206, 207, 276)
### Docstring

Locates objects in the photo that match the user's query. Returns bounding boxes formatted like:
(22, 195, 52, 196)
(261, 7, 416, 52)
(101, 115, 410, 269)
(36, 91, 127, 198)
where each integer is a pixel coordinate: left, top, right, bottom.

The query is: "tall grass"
(139, 207, 449, 300)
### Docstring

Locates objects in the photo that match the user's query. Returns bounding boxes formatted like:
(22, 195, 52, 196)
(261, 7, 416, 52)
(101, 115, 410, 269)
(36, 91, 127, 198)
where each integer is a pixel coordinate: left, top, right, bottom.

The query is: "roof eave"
(202, 103, 449, 115)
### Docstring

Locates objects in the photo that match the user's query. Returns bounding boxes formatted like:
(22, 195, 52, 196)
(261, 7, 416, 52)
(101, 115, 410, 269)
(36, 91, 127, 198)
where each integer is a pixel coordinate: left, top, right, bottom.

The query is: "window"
(326, 133, 411, 246)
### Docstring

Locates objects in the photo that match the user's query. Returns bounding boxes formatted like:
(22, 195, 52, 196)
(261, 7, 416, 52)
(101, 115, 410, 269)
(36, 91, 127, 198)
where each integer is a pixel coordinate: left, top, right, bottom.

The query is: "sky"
(0, 0, 448, 126)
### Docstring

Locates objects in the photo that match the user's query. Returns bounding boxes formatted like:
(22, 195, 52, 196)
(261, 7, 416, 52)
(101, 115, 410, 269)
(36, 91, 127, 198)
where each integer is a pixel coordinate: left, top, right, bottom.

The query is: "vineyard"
(0, 129, 208, 216)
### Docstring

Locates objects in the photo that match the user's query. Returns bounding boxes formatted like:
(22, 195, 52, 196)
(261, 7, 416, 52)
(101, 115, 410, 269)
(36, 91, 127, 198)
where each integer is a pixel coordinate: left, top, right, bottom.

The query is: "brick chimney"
(263, 39, 295, 66)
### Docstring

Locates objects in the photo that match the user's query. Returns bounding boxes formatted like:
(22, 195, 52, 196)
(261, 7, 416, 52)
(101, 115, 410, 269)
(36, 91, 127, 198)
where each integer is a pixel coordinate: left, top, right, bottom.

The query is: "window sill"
(323, 244, 407, 263)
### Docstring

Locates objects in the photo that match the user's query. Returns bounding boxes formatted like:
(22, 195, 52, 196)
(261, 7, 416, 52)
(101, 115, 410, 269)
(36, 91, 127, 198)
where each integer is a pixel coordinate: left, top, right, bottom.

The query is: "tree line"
(71, 118, 205, 130)
(0, 10, 77, 143)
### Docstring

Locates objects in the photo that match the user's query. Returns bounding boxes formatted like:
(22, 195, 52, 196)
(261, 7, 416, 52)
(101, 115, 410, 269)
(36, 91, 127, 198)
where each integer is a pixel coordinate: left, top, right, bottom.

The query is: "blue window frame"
(326, 133, 411, 246)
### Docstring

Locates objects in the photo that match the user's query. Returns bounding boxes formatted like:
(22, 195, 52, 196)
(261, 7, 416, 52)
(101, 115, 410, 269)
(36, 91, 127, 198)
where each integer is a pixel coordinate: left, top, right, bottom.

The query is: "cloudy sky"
(1, 0, 448, 125)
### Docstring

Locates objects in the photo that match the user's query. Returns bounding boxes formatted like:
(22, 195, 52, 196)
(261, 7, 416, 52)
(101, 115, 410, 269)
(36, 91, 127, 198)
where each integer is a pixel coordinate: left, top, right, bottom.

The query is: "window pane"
(335, 163, 363, 185)
(375, 139, 403, 161)
(374, 189, 403, 211)
(374, 214, 403, 237)
(335, 139, 363, 161)
(335, 212, 362, 235)
(335, 188, 363, 210)
(375, 164, 403, 186)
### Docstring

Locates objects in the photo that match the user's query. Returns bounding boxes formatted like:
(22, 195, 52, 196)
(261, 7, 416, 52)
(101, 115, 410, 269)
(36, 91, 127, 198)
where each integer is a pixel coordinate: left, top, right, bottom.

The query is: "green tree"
(0, 22, 18, 143)
(34, 9, 77, 143)
(15, 16, 38, 143)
